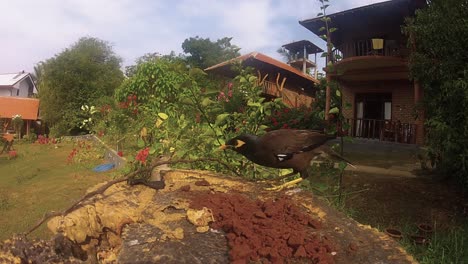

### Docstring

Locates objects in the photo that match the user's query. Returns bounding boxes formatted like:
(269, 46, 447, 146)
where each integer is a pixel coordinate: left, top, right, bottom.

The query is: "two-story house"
(0, 71, 40, 137)
(300, 0, 426, 144)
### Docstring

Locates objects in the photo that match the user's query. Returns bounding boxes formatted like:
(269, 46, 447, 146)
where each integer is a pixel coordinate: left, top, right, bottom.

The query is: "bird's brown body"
(222, 129, 332, 180)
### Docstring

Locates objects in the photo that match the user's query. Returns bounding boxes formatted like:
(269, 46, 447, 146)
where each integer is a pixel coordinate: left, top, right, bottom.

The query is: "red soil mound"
(190, 192, 335, 264)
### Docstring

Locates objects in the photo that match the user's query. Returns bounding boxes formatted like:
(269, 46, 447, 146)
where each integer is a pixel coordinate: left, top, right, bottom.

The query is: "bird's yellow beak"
(218, 144, 228, 150)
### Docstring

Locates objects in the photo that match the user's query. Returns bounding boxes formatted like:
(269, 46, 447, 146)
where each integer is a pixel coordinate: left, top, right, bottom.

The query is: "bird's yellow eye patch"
(235, 140, 246, 148)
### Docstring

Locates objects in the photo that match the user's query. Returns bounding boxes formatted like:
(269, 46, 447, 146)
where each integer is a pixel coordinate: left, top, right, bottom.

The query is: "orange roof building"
(205, 52, 319, 108)
(0, 96, 40, 137)
(0, 96, 39, 120)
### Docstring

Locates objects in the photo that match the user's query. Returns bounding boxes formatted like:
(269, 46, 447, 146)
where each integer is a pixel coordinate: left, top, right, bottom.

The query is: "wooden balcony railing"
(259, 80, 295, 107)
(327, 39, 410, 64)
(343, 118, 417, 144)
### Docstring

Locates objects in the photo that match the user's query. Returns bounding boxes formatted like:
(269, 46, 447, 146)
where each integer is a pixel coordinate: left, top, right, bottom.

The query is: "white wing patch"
(276, 154, 289, 162)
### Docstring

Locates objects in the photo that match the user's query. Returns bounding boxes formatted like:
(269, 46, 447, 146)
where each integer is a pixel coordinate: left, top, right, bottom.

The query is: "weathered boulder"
(2, 170, 417, 263)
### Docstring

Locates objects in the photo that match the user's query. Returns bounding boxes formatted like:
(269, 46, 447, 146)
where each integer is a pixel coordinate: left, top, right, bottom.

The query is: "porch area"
(343, 118, 417, 144)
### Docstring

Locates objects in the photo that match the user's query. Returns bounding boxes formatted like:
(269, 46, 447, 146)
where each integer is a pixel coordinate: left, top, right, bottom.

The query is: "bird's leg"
(264, 177, 304, 191)
(264, 169, 309, 191)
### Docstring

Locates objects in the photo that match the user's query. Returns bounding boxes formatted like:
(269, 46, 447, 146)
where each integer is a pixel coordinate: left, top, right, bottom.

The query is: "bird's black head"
(220, 134, 258, 154)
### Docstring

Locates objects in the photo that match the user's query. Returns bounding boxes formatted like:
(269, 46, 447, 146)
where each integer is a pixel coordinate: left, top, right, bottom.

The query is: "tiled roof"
(0, 96, 39, 120)
(205, 52, 319, 84)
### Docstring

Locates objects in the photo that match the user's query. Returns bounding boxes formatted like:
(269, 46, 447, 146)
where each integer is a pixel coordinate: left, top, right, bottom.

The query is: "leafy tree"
(38, 37, 124, 136)
(182, 36, 240, 69)
(125, 51, 183, 77)
(276, 47, 293, 62)
(404, 0, 468, 188)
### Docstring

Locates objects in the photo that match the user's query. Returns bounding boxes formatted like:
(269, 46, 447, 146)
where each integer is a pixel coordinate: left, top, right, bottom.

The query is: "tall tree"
(125, 51, 184, 77)
(182, 36, 240, 69)
(39, 37, 124, 136)
(404, 0, 468, 187)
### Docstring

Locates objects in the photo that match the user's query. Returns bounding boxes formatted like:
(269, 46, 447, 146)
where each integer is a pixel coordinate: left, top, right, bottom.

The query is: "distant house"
(205, 51, 320, 108)
(0, 71, 40, 137)
(300, 0, 427, 144)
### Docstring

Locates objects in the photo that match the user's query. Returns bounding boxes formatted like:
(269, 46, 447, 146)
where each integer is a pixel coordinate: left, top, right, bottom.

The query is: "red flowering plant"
(66, 140, 104, 167)
(36, 135, 59, 145)
(135, 147, 150, 165)
(216, 82, 246, 113)
(8, 150, 17, 160)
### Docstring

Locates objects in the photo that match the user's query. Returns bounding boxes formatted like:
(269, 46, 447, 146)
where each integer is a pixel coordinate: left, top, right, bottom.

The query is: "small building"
(300, 0, 427, 144)
(205, 52, 319, 108)
(282, 40, 323, 79)
(0, 72, 40, 137)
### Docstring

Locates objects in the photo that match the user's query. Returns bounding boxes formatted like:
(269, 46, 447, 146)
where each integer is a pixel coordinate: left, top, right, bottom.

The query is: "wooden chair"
(380, 120, 396, 142)
(1, 134, 15, 154)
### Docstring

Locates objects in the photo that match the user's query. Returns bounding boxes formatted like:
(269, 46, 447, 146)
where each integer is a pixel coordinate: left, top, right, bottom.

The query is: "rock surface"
(1, 170, 417, 263)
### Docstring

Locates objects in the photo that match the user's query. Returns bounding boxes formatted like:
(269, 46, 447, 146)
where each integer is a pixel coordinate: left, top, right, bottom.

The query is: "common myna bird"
(219, 129, 353, 190)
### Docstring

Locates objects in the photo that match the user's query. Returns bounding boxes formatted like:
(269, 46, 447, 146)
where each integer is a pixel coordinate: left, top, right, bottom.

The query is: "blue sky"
(0, 0, 387, 73)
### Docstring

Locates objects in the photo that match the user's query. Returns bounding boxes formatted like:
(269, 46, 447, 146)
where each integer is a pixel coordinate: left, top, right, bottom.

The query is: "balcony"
(325, 39, 410, 82)
(328, 39, 410, 64)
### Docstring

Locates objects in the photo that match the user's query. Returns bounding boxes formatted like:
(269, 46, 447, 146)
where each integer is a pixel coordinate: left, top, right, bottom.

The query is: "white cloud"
(0, 0, 387, 73)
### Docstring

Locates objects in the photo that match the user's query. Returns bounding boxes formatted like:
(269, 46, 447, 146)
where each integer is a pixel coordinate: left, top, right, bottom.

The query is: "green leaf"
(319, 26, 326, 32)
(201, 97, 213, 106)
(248, 75, 257, 83)
(345, 102, 352, 109)
(149, 147, 156, 155)
(317, 12, 323, 17)
(321, 52, 328, 57)
(137, 138, 145, 148)
(158, 113, 168, 120)
(330, 28, 337, 33)
(247, 102, 261, 107)
(336, 89, 341, 97)
(338, 161, 347, 171)
(215, 113, 230, 125)
(329, 107, 340, 114)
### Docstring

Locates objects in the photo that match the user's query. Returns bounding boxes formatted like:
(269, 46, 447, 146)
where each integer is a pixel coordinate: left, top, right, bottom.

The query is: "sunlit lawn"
(0, 140, 120, 240)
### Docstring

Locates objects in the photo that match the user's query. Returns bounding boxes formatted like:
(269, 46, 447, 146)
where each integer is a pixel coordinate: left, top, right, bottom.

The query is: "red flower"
(8, 150, 17, 159)
(117, 151, 123, 157)
(136, 147, 150, 165)
(283, 108, 290, 113)
(282, 124, 289, 129)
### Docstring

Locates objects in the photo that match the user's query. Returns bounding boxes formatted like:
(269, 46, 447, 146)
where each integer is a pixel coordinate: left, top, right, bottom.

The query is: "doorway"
(355, 93, 392, 138)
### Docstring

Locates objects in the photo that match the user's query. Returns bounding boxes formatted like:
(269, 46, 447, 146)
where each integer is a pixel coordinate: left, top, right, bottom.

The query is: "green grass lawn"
(0, 141, 121, 240)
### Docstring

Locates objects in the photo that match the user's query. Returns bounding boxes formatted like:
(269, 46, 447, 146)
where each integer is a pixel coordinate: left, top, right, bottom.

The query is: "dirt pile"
(191, 192, 335, 264)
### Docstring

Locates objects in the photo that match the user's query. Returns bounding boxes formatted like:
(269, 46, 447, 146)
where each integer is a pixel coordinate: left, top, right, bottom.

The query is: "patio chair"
(1, 134, 15, 154)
